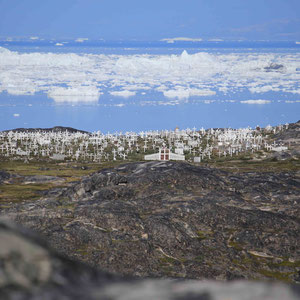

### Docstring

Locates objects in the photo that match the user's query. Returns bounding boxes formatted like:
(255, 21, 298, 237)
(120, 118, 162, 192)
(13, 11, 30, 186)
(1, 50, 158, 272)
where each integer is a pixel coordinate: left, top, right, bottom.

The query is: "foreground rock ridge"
(0, 220, 299, 300)
(3, 160, 300, 283)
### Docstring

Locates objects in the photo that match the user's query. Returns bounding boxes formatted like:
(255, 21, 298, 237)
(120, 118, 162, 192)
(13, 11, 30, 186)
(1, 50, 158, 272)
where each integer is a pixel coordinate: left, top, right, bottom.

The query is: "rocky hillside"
(0, 220, 299, 300)
(274, 120, 300, 142)
(3, 126, 89, 134)
(3, 160, 300, 283)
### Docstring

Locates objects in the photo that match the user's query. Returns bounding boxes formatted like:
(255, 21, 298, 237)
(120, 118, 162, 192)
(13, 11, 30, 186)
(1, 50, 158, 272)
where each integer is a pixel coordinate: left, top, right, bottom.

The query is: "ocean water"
(0, 39, 299, 132)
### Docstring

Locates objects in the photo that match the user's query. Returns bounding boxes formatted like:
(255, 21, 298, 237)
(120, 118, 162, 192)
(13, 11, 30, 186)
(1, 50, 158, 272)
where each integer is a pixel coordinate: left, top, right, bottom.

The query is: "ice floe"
(240, 100, 271, 104)
(285, 100, 300, 103)
(161, 37, 203, 43)
(208, 39, 224, 42)
(48, 86, 100, 102)
(110, 90, 136, 98)
(163, 88, 216, 99)
(75, 38, 89, 43)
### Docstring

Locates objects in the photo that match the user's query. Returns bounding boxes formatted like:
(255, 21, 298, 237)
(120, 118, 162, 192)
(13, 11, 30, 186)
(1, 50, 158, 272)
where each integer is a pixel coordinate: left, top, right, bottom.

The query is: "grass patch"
(0, 183, 56, 204)
(56, 202, 76, 211)
(267, 259, 300, 268)
(210, 159, 300, 173)
(196, 230, 214, 240)
(75, 244, 90, 256)
(0, 160, 103, 181)
(0, 160, 127, 205)
(228, 241, 244, 251)
(257, 269, 295, 282)
(194, 255, 204, 263)
(159, 256, 178, 265)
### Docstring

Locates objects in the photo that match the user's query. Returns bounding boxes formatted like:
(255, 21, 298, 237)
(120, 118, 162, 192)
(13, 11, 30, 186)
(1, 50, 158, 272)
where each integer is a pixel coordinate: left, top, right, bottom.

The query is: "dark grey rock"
(264, 63, 284, 72)
(0, 170, 10, 184)
(266, 120, 300, 160)
(274, 120, 300, 142)
(4, 161, 300, 283)
(2, 126, 89, 134)
(0, 219, 299, 300)
(22, 175, 66, 184)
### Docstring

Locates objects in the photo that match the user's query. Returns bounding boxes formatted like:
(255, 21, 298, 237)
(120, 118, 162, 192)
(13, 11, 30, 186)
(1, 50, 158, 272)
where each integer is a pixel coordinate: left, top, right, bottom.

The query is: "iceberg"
(110, 90, 136, 98)
(0, 47, 11, 54)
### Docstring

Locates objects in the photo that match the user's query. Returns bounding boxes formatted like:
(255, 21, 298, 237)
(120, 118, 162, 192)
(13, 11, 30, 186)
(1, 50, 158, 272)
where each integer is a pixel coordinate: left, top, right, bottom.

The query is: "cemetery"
(0, 124, 292, 164)
(0, 121, 299, 286)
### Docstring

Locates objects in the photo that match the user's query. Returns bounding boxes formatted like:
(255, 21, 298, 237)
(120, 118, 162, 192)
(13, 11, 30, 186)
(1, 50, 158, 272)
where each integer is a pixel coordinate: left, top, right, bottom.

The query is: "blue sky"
(0, 0, 299, 40)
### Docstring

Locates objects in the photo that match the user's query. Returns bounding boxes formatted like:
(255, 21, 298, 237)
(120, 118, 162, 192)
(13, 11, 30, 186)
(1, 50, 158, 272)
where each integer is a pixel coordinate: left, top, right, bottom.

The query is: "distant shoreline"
(2, 120, 299, 134)
(2, 126, 89, 134)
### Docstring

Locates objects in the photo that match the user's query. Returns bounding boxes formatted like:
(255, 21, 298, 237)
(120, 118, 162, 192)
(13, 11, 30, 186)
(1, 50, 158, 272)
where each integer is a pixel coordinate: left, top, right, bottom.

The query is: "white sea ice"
(48, 86, 100, 102)
(290, 89, 300, 94)
(203, 100, 216, 104)
(110, 90, 136, 98)
(161, 37, 203, 43)
(240, 100, 271, 104)
(75, 38, 89, 43)
(0, 47, 11, 54)
(208, 39, 224, 42)
(163, 88, 216, 99)
(0, 47, 299, 103)
(249, 85, 280, 93)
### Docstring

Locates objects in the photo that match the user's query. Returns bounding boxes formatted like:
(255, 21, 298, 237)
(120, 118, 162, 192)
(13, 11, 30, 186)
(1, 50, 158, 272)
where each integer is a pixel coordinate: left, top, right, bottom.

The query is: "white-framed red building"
(144, 148, 185, 161)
